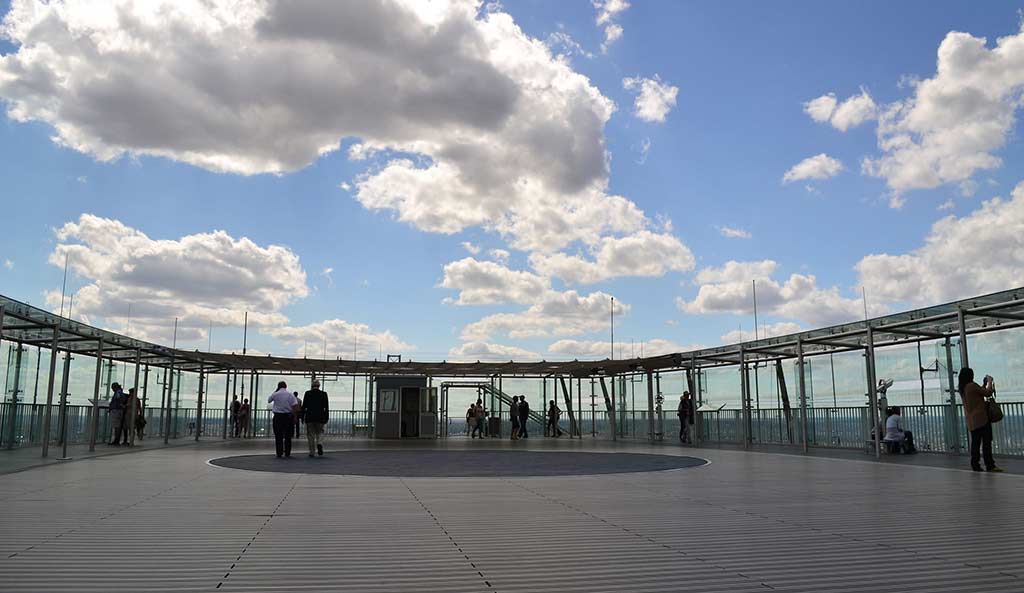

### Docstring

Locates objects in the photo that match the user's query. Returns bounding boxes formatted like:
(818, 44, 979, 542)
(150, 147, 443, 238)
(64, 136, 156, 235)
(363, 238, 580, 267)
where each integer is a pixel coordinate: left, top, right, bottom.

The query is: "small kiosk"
(374, 376, 438, 439)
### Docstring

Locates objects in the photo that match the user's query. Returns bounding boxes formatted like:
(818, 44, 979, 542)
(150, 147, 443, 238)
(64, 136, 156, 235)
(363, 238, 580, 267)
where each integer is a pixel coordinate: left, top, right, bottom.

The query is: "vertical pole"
(129, 349, 140, 446)
(88, 342, 103, 452)
(944, 337, 960, 453)
(797, 338, 808, 454)
(6, 342, 23, 450)
(56, 349, 72, 459)
(158, 368, 167, 438)
(739, 347, 750, 449)
(163, 358, 175, 444)
(956, 307, 969, 369)
(195, 366, 205, 442)
(40, 325, 60, 458)
(865, 326, 881, 459)
(249, 371, 256, 437)
(142, 364, 150, 434)
(646, 370, 655, 443)
(222, 369, 229, 439)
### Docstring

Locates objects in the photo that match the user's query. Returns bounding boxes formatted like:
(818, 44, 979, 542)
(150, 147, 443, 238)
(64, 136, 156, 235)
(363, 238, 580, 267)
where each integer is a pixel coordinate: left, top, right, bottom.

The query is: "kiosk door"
(400, 387, 420, 438)
(418, 387, 438, 438)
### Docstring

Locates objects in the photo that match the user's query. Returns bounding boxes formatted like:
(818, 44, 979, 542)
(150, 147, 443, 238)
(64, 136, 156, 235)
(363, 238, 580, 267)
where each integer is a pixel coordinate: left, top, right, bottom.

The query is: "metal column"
(865, 326, 881, 459)
(163, 357, 175, 444)
(599, 377, 616, 441)
(740, 347, 750, 449)
(797, 338, 808, 454)
(129, 349, 140, 446)
(40, 325, 59, 458)
(645, 370, 655, 443)
(5, 341, 23, 450)
(195, 366, 206, 442)
(222, 369, 229, 439)
(956, 306, 969, 369)
(88, 338, 103, 452)
(944, 337, 961, 453)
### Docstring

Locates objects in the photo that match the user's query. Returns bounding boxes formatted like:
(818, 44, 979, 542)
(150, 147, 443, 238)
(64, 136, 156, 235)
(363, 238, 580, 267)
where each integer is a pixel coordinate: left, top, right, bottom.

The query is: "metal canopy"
(2, 287, 1024, 377)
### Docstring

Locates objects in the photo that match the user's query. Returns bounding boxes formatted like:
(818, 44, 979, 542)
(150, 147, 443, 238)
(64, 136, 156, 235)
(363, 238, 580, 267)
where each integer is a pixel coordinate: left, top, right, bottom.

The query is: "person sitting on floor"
(883, 406, 916, 454)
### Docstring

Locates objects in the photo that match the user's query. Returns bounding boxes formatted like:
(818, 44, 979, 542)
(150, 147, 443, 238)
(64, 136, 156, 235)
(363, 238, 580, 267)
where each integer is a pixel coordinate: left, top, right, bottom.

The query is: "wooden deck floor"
(1, 439, 1021, 592)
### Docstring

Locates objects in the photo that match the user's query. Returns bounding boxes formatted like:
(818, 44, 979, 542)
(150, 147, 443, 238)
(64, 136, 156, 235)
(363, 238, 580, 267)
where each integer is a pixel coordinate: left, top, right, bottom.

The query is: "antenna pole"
(610, 297, 615, 360)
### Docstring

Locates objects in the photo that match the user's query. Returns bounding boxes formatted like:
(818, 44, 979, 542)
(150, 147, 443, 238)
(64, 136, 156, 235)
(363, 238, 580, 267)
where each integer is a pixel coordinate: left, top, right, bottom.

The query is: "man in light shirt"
(268, 381, 299, 458)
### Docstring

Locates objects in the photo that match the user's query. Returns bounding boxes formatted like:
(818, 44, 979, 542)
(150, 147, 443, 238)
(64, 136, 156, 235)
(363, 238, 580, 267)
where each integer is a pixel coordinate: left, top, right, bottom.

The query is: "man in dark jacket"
(301, 379, 329, 457)
(518, 396, 530, 439)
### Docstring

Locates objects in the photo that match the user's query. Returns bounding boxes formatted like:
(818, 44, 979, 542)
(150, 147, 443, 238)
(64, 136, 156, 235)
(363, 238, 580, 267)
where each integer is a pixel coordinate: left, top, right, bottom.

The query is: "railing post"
(740, 347, 750, 449)
(645, 370, 656, 443)
(163, 357, 175, 444)
(195, 365, 205, 442)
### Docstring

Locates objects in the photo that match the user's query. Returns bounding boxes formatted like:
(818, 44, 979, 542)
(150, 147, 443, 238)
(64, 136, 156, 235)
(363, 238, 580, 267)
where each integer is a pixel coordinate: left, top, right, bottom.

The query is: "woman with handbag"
(958, 367, 1004, 473)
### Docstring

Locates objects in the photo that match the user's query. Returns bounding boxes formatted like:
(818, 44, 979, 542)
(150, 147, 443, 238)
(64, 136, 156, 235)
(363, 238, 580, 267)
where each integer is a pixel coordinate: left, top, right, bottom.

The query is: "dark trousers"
(970, 423, 995, 469)
(519, 416, 529, 438)
(547, 419, 562, 436)
(273, 413, 294, 457)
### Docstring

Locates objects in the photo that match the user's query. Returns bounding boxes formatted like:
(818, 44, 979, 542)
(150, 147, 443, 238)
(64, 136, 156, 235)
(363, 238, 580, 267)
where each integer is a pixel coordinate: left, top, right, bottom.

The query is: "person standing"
(510, 397, 521, 440)
(302, 379, 329, 457)
(466, 404, 477, 437)
(268, 381, 299, 458)
(108, 383, 127, 445)
(473, 400, 487, 439)
(677, 392, 694, 443)
(230, 395, 241, 438)
(959, 368, 1003, 472)
(518, 396, 530, 439)
(293, 391, 303, 438)
(547, 400, 563, 437)
(238, 398, 251, 438)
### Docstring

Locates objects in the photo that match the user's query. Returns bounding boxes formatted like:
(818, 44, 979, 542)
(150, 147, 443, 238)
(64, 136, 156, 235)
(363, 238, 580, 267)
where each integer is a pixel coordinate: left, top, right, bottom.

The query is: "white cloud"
(593, 0, 629, 53)
(320, 267, 334, 287)
(461, 241, 481, 255)
(718, 226, 751, 239)
(862, 26, 1024, 198)
(488, 248, 510, 264)
(440, 257, 549, 305)
(46, 214, 306, 343)
(548, 338, 700, 359)
(546, 31, 592, 60)
(529, 230, 695, 284)
(937, 199, 955, 211)
(805, 89, 876, 131)
(339, 181, 352, 191)
(856, 180, 1024, 305)
(448, 341, 539, 361)
(623, 75, 679, 123)
(462, 289, 627, 341)
(0, 0, 657, 256)
(804, 93, 838, 123)
(720, 321, 802, 345)
(3, 259, 12, 270)
(636, 136, 651, 164)
(265, 318, 413, 359)
(680, 260, 882, 327)
(782, 153, 844, 183)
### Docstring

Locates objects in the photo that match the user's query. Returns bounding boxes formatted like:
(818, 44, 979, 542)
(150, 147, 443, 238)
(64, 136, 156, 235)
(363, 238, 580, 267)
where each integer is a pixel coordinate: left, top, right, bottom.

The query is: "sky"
(2, 0, 1024, 372)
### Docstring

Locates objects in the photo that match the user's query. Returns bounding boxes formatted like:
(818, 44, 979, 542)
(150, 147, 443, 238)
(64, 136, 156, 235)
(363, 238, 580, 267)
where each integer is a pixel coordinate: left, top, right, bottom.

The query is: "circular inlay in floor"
(209, 449, 707, 477)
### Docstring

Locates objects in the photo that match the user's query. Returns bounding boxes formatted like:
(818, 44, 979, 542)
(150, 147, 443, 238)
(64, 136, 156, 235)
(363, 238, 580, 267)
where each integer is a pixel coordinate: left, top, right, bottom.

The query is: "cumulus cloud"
(448, 341, 539, 361)
(680, 260, 882, 327)
(265, 318, 413, 359)
(440, 257, 549, 305)
(856, 180, 1024, 305)
(0, 0, 660, 255)
(719, 321, 802, 345)
(488, 248, 510, 264)
(862, 26, 1024, 198)
(546, 31, 592, 60)
(623, 75, 679, 123)
(718, 226, 751, 239)
(529, 230, 695, 284)
(548, 337, 699, 359)
(593, 0, 629, 53)
(461, 241, 481, 255)
(46, 214, 306, 343)
(804, 88, 877, 131)
(782, 153, 844, 183)
(462, 289, 627, 341)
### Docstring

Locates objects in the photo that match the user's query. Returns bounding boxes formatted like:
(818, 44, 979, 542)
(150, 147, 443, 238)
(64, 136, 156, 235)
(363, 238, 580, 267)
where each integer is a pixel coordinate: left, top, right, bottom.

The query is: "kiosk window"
(380, 389, 397, 412)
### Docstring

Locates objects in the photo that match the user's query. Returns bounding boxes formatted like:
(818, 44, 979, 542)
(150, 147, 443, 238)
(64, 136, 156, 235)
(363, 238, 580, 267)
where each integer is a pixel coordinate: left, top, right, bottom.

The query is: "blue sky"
(2, 0, 1024, 364)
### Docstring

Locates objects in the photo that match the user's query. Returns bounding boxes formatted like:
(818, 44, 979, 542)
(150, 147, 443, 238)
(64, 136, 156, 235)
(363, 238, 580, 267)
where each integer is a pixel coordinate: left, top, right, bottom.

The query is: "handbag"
(987, 398, 1005, 424)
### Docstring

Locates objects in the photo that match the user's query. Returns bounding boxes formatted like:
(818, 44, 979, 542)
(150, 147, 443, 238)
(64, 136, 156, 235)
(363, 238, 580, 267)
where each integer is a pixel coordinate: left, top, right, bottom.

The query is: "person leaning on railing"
(958, 367, 1004, 473)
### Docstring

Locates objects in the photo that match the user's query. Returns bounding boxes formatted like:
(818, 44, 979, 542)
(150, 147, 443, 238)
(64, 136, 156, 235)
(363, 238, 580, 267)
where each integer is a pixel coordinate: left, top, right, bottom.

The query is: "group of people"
(465, 396, 568, 440)
(228, 396, 252, 437)
(267, 379, 329, 458)
(107, 383, 146, 445)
